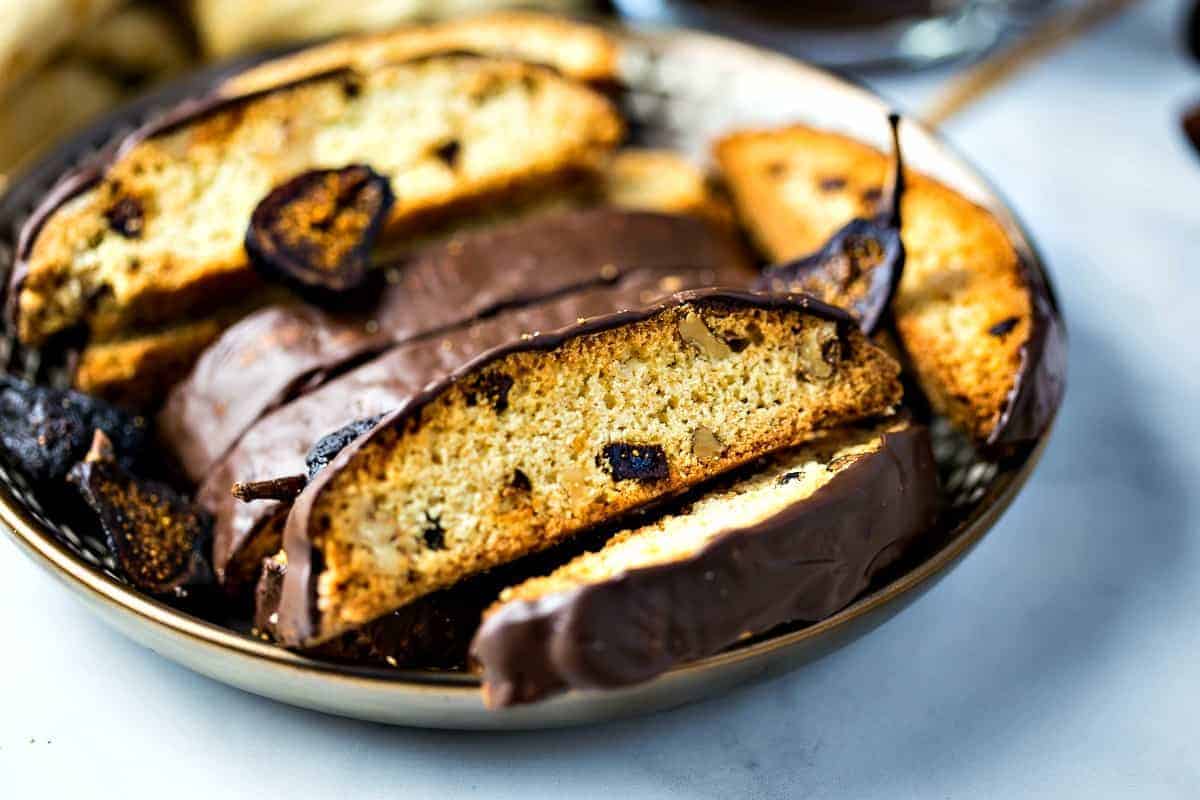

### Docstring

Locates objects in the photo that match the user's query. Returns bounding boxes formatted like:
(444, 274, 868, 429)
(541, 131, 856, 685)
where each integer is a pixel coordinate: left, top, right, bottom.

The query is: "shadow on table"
(225, 320, 1193, 796)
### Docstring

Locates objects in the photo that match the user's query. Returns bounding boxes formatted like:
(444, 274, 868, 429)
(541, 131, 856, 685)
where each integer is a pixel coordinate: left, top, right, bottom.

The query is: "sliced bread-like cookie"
(276, 290, 902, 647)
(203, 265, 750, 591)
(715, 124, 1064, 449)
(219, 11, 619, 94)
(11, 54, 622, 346)
(471, 419, 938, 706)
(163, 209, 750, 483)
(74, 149, 728, 409)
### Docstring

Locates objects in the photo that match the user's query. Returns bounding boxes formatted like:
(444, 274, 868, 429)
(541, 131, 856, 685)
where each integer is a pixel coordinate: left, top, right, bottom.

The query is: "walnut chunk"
(678, 312, 733, 360)
(797, 320, 842, 382)
(691, 427, 724, 460)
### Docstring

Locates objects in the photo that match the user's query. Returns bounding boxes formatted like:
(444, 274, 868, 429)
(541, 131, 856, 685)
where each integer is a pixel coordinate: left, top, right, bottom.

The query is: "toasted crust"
(219, 11, 620, 94)
(715, 124, 1035, 443)
(15, 54, 622, 346)
(277, 290, 901, 646)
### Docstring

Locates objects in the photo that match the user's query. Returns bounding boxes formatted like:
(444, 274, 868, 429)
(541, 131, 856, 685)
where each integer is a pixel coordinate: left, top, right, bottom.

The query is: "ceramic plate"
(0, 26, 1060, 729)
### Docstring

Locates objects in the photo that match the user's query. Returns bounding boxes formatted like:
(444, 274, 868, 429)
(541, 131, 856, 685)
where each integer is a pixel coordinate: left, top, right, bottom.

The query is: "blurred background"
(0, 0, 1177, 189)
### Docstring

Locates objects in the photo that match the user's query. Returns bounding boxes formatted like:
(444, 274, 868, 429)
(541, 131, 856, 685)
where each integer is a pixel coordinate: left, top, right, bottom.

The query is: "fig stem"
(231, 475, 307, 503)
(885, 112, 904, 230)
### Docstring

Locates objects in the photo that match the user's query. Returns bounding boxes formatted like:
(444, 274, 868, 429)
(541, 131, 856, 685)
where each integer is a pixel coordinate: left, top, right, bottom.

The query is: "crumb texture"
(497, 427, 895, 605)
(18, 54, 621, 344)
(470, 421, 939, 707)
(286, 295, 901, 645)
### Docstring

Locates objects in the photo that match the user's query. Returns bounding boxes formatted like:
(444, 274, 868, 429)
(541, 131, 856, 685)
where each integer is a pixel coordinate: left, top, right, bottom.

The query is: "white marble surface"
(2, 2, 1197, 797)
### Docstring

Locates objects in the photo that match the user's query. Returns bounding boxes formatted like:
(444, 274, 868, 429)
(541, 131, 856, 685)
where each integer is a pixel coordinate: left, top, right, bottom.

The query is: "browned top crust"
(219, 11, 621, 95)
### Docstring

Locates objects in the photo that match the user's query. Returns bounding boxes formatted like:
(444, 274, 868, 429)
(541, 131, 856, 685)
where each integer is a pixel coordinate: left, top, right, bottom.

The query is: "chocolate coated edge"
(276, 288, 857, 647)
(986, 256, 1066, 452)
(469, 425, 939, 707)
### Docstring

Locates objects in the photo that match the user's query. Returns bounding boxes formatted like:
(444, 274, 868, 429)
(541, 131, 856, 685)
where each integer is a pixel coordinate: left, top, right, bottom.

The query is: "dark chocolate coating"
(202, 265, 749, 588)
(160, 209, 750, 482)
(277, 288, 857, 647)
(254, 550, 490, 669)
(469, 425, 939, 707)
(1182, 103, 1200, 158)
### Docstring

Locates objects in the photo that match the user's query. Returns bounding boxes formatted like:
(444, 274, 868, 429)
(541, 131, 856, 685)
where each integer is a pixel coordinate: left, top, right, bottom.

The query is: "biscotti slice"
(276, 290, 902, 646)
(163, 209, 751, 482)
(715, 124, 1064, 449)
(219, 11, 618, 93)
(11, 54, 623, 346)
(472, 420, 937, 706)
(78, 150, 732, 410)
(203, 265, 751, 591)
(601, 150, 732, 226)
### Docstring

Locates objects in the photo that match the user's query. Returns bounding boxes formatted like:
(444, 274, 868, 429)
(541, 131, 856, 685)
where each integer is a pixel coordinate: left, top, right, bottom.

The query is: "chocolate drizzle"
(469, 425, 939, 707)
(276, 289, 856, 647)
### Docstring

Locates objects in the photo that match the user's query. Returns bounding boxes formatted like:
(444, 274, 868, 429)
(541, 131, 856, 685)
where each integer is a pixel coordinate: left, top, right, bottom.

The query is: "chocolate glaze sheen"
(160, 209, 750, 482)
(276, 289, 856, 647)
(470, 425, 939, 707)
(202, 266, 749, 589)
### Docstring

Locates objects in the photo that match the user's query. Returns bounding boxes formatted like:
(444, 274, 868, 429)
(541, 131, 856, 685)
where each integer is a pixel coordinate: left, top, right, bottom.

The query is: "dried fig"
(245, 165, 394, 301)
(68, 431, 211, 597)
(755, 113, 906, 336)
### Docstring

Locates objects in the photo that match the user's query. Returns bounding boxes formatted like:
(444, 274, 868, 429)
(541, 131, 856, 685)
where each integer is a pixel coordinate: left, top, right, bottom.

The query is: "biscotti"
(471, 420, 937, 706)
(202, 265, 751, 590)
(76, 149, 729, 409)
(11, 53, 623, 346)
(276, 290, 902, 646)
(219, 11, 619, 93)
(715, 124, 1064, 449)
(163, 209, 751, 483)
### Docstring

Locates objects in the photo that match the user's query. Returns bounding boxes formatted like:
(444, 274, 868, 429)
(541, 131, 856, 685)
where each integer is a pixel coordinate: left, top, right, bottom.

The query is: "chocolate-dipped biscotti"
(9, 52, 622, 346)
(203, 266, 750, 591)
(715, 123, 1065, 450)
(276, 290, 902, 647)
(162, 209, 750, 481)
(471, 419, 938, 707)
